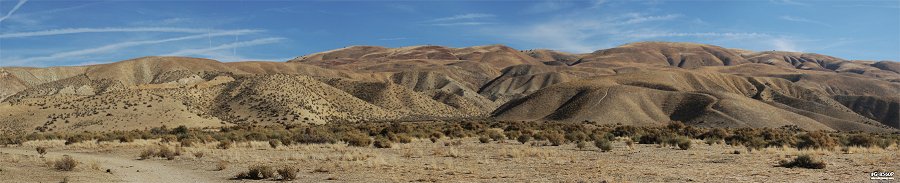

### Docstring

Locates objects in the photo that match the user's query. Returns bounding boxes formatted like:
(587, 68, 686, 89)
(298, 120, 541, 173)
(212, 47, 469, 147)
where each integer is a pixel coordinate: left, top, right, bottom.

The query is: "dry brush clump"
(778, 154, 826, 169)
(235, 164, 276, 180)
(139, 145, 181, 160)
(52, 155, 79, 171)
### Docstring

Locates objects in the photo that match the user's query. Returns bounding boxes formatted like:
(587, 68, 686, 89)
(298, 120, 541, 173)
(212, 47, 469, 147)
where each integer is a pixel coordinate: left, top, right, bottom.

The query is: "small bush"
(235, 165, 275, 180)
(277, 166, 298, 181)
(478, 136, 491, 143)
(53, 155, 79, 171)
(373, 137, 392, 148)
(595, 139, 612, 152)
(576, 141, 588, 150)
(268, 139, 281, 149)
(157, 146, 176, 160)
(545, 132, 565, 146)
(705, 137, 721, 145)
(486, 129, 506, 141)
(217, 141, 233, 149)
(36, 147, 47, 158)
(846, 134, 876, 148)
(675, 136, 691, 150)
(778, 154, 826, 169)
(180, 138, 196, 147)
(796, 131, 837, 150)
(139, 148, 155, 160)
(343, 131, 372, 147)
(517, 134, 531, 144)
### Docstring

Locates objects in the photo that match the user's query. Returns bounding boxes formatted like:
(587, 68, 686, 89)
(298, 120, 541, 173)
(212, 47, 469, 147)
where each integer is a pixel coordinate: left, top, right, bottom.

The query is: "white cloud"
(0, 27, 259, 38)
(6, 30, 258, 65)
(622, 14, 681, 24)
(779, 16, 831, 27)
(428, 13, 494, 22)
(430, 22, 493, 26)
(166, 37, 285, 56)
(771, 37, 800, 52)
(0, 0, 27, 23)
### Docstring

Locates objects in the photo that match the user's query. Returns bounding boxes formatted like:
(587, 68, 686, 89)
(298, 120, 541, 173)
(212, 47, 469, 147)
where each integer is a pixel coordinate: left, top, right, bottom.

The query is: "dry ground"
(0, 138, 897, 182)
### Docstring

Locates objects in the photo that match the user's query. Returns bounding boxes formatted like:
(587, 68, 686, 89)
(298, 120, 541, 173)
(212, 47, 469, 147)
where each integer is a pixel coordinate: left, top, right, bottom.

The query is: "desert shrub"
(486, 129, 506, 141)
(179, 138, 197, 147)
(139, 148, 155, 160)
(373, 137, 392, 148)
(277, 166, 298, 181)
(217, 141, 233, 149)
(53, 155, 79, 171)
(343, 131, 372, 147)
(846, 134, 877, 148)
(674, 136, 691, 150)
(478, 136, 490, 143)
(517, 134, 531, 144)
(705, 137, 721, 145)
(193, 151, 204, 159)
(294, 127, 338, 144)
(778, 154, 826, 169)
(589, 132, 614, 142)
(595, 139, 612, 152)
(638, 132, 670, 145)
(544, 131, 565, 146)
(444, 140, 463, 146)
(268, 139, 281, 149)
(611, 126, 641, 137)
(236, 165, 275, 180)
(796, 131, 837, 150)
(390, 133, 413, 143)
(158, 146, 176, 160)
(443, 124, 467, 138)
(565, 131, 588, 142)
(36, 147, 47, 158)
(576, 141, 588, 150)
(702, 128, 730, 140)
(744, 137, 767, 152)
(505, 131, 521, 140)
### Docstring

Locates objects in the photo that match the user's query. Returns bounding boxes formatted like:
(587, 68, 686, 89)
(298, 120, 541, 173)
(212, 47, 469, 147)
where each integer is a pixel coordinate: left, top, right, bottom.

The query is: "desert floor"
(1, 138, 897, 183)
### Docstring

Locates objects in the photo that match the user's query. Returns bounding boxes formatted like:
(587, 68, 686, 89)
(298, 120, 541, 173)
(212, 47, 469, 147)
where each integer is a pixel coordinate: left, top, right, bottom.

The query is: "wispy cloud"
(0, 27, 258, 38)
(431, 22, 493, 26)
(627, 32, 768, 39)
(6, 30, 258, 65)
(779, 16, 831, 27)
(166, 37, 285, 56)
(771, 37, 800, 52)
(622, 14, 681, 24)
(428, 13, 494, 22)
(0, 0, 27, 23)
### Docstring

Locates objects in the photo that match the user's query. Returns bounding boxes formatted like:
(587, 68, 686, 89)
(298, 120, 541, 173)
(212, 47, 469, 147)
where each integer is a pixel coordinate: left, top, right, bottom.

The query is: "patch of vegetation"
(778, 154, 826, 169)
(595, 139, 612, 152)
(53, 155, 79, 171)
(235, 165, 275, 180)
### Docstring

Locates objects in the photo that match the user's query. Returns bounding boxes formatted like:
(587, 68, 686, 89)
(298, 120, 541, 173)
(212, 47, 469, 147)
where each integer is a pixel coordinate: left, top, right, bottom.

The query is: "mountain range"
(1, 42, 897, 133)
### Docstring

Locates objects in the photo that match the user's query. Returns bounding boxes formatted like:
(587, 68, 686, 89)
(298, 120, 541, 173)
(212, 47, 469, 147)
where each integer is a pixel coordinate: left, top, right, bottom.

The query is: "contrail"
(166, 37, 285, 56)
(7, 30, 257, 65)
(0, 27, 262, 38)
(0, 0, 28, 23)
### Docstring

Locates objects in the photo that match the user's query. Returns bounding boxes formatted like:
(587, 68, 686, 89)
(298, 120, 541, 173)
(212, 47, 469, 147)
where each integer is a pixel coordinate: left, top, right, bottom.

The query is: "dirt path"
(0, 147, 215, 183)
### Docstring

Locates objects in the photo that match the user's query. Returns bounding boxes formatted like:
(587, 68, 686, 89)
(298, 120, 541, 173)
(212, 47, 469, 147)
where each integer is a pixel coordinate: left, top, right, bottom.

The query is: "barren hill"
(1, 42, 898, 133)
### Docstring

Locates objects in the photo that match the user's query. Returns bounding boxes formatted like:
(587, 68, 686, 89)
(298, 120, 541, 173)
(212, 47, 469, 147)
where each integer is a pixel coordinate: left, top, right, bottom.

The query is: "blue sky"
(0, 0, 897, 67)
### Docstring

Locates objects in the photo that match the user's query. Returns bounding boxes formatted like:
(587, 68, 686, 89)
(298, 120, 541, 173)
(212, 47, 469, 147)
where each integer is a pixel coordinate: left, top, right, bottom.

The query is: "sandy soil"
(0, 138, 897, 182)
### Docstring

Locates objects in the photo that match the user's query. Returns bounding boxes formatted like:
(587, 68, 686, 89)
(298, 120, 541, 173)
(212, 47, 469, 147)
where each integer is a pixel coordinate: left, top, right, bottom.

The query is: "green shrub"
(675, 136, 691, 150)
(778, 154, 826, 169)
(517, 134, 531, 144)
(595, 139, 612, 152)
